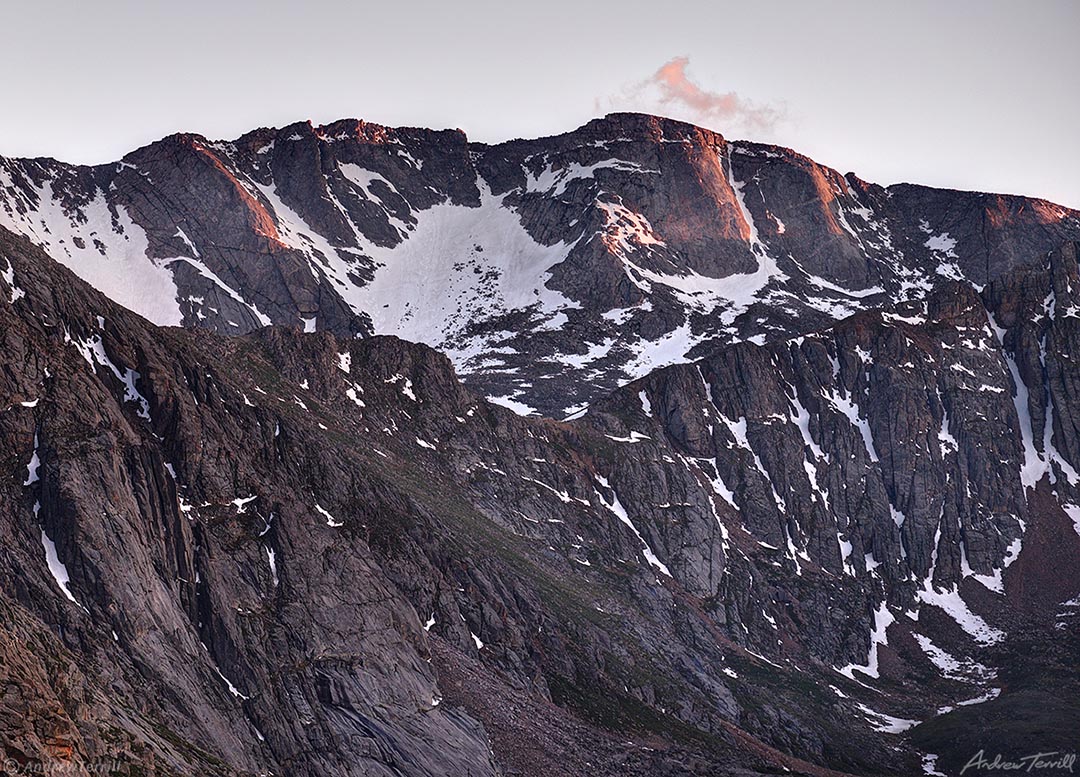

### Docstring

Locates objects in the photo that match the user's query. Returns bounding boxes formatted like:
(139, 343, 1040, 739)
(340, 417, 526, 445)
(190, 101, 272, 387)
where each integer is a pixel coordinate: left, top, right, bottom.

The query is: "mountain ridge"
(3, 114, 1080, 775)
(3, 217, 1080, 774)
(3, 112, 1078, 417)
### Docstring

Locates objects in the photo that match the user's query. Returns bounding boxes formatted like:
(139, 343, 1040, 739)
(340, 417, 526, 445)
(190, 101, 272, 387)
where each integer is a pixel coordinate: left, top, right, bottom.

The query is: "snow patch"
(354, 179, 580, 371)
(594, 474, 671, 577)
(315, 503, 343, 528)
(265, 547, 279, 587)
(24, 434, 40, 486)
(856, 703, 918, 734)
(486, 394, 537, 416)
(0, 179, 184, 325)
(1, 258, 26, 303)
(638, 390, 652, 418)
(1063, 504, 1080, 538)
(40, 522, 79, 605)
(916, 583, 1004, 645)
(838, 602, 894, 679)
(70, 334, 151, 420)
(825, 388, 879, 462)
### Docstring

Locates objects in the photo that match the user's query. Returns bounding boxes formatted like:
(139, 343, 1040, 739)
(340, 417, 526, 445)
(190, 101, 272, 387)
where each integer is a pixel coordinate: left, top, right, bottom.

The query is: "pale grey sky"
(4, 0, 1078, 207)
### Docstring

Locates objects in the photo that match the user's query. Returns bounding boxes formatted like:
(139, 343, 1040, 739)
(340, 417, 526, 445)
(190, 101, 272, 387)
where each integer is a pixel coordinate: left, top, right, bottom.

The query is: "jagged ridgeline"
(3, 113, 1078, 418)
(1, 114, 1079, 776)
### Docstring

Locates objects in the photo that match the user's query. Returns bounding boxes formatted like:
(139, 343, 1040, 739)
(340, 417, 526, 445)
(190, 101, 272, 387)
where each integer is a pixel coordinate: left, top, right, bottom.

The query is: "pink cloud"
(602, 56, 784, 136)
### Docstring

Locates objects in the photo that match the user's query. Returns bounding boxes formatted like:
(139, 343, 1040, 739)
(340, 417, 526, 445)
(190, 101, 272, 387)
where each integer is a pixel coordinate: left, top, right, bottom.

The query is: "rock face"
(3, 221, 1080, 776)
(2, 114, 1080, 777)
(2, 113, 1079, 417)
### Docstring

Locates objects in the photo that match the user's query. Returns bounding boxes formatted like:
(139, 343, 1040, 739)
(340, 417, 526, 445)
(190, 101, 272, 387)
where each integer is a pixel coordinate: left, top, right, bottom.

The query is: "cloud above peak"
(600, 57, 785, 137)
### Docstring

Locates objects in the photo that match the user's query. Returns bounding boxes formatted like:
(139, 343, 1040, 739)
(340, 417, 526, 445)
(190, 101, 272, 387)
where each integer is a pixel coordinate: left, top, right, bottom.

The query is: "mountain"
(1, 115, 1079, 777)
(2, 113, 1078, 417)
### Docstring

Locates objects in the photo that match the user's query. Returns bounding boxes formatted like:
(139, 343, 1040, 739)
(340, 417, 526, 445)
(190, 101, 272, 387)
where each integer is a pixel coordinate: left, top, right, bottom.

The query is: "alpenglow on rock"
(2, 113, 1078, 417)
(1, 114, 1080, 777)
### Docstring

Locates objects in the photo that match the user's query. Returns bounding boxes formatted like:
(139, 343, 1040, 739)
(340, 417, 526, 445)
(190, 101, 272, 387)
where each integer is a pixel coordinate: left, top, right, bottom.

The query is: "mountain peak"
(1, 114, 1078, 418)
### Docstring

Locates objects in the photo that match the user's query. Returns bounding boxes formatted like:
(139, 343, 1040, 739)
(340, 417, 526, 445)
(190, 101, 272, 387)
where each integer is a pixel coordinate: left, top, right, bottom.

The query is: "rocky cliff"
(1, 114, 1079, 777)
(3, 221, 1080, 775)
(2, 113, 1078, 417)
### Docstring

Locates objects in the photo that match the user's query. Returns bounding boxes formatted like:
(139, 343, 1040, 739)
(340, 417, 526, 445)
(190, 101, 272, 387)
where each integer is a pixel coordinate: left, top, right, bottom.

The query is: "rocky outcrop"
(2, 113, 1079, 417)
(3, 220, 1080, 775)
